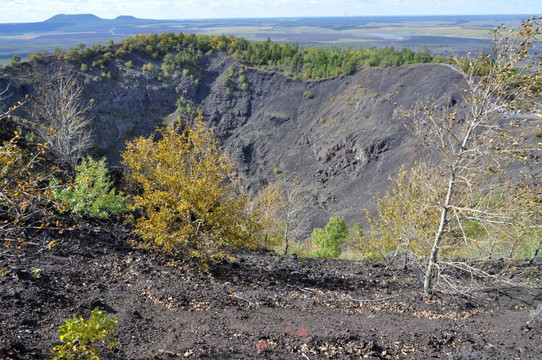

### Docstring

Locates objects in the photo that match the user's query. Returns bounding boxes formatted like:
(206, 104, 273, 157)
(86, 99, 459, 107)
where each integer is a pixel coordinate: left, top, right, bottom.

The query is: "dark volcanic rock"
(1, 222, 541, 360)
(0, 53, 466, 228)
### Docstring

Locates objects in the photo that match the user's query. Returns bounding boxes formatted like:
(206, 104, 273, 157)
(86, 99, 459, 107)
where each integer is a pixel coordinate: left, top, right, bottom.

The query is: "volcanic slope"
(0, 52, 467, 227)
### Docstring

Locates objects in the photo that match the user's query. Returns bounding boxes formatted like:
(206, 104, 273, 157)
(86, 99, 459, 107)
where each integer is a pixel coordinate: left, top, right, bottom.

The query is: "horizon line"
(1, 12, 538, 25)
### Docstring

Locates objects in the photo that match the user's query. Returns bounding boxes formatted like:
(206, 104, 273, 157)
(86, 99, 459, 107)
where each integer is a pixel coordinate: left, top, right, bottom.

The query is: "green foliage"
(311, 216, 348, 258)
(347, 223, 364, 242)
(124, 60, 133, 68)
(52, 31, 445, 82)
(51, 308, 118, 360)
(222, 76, 235, 89)
(175, 96, 195, 121)
(121, 112, 255, 262)
(28, 50, 46, 63)
(141, 63, 154, 72)
(50, 157, 129, 219)
(10, 54, 21, 66)
(303, 90, 314, 99)
(240, 82, 249, 91)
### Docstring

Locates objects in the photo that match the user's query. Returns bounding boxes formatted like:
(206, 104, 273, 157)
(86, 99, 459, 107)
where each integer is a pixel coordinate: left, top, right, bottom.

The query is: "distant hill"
(44, 13, 103, 24)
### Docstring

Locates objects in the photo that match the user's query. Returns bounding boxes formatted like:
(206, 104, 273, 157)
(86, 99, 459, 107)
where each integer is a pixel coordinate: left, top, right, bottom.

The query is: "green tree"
(142, 63, 154, 72)
(28, 51, 46, 63)
(50, 156, 128, 219)
(311, 216, 348, 258)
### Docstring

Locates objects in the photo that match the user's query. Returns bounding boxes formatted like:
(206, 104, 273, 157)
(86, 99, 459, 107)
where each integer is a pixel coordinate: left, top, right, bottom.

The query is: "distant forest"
(20, 32, 459, 80)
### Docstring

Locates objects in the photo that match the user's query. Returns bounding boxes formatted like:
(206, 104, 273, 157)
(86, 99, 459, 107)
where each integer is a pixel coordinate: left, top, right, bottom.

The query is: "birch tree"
(254, 177, 308, 255)
(368, 17, 542, 295)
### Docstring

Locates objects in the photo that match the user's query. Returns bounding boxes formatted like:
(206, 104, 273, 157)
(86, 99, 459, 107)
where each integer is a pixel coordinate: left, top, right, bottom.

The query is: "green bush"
(222, 76, 235, 89)
(50, 157, 128, 219)
(28, 51, 46, 63)
(10, 54, 21, 67)
(142, 63, 154, 72)
(51, 308, 118, 360)
(311, 216, 348, 258)
(303, 90, 314, 99)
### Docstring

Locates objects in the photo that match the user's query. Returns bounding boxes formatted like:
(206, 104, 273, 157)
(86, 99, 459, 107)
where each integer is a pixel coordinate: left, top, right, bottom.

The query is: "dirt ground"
(1, 220, 542, 360)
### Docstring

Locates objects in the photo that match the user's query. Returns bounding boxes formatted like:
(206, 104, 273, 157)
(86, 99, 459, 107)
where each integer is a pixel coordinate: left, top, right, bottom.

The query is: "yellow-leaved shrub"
(121, 113, 254, 262)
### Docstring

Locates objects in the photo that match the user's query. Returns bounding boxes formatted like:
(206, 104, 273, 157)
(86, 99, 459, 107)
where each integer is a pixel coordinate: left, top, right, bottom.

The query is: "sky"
(0, 0, 541, 23)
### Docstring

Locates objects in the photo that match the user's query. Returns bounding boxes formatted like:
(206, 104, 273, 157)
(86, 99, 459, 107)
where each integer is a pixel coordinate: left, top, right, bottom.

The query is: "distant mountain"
(44, 13, 104, 24)
(115, 15, 139, 21)
(0, 13, 154, 36)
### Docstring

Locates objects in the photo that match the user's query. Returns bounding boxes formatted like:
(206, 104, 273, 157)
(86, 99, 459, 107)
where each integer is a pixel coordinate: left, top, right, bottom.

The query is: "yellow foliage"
(121, 113, 254, 261)
(365, 161, 542, 263)
(252, 177, 306, 254)
(0, 134, 48, 229)
(363, 163, 444, 261)
(253, 182, 287, 250)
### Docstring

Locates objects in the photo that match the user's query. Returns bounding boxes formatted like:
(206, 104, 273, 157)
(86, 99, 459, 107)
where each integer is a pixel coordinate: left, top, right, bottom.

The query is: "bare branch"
(29, 69, 93, 171)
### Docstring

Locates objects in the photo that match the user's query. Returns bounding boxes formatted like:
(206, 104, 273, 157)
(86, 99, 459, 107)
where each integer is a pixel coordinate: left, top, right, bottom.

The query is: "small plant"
(284, 326, 293, 336)
(311, 216, 348, 258)
(303, 90, 314, 99)
(28, 50, 46, 63)
(10, 54, 21, 67)
(50, 157, 129, 219)
(142, 63, 154, 72)
(51, 308, 118, 360)
(31, 268, 41, 279)
(240, 82, 249, 91)
(273, 167, 281, 175)
(222, 76, 235, 90)
(534, 126, 542, 138)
